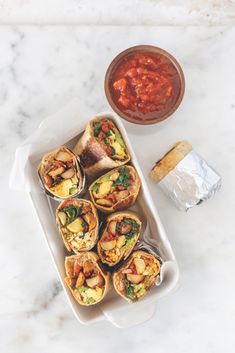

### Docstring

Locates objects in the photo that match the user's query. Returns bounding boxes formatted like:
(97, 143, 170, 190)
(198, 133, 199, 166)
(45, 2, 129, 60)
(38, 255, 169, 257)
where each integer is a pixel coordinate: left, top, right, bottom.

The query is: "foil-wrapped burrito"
(149, 141, 221, 211)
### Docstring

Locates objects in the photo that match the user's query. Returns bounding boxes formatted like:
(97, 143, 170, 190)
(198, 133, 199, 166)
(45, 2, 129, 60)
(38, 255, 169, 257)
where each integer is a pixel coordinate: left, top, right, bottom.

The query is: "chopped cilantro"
(61, 205, 82, 222)
(123, 218, 140, 239)
(124, 237, 134, 247)
(51, 176, 63, 187)
(110, 146, 116, 156)
(123, 219, 136, 225)
(82, 220, 88, 232)
(124, 279, 135, 301)
(93, 121, 102, 137)
(113, 166, 130, 188)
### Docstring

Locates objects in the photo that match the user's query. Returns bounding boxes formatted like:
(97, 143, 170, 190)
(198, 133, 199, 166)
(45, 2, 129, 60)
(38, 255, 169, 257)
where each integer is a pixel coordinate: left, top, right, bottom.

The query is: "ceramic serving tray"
(10, 99, 179, 328)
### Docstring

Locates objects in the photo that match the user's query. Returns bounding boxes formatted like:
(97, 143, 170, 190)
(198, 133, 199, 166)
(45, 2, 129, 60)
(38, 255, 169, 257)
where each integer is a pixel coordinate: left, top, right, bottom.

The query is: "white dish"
(10, 99, 179, 328)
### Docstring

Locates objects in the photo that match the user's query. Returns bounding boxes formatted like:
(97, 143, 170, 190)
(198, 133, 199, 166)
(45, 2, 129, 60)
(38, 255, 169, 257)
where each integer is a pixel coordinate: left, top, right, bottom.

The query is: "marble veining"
(0, 0, 234, 25)
(1, 26, 235, 353)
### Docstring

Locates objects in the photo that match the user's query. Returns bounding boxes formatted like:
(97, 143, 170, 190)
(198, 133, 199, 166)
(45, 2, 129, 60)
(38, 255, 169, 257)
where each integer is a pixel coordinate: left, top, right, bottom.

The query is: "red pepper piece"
(129, 263, 137, 274)
(106, 193, 117, 203)
(84, 271, 92, 278)
(98, 131, 106, 140)
(44, 174, 52, 187)
(55, 160, 63, 168)
(101, 122, 110, 132)
(104, 145, 112, 156)
(66, 160, 73, 168)
(117, 185, 125, 191)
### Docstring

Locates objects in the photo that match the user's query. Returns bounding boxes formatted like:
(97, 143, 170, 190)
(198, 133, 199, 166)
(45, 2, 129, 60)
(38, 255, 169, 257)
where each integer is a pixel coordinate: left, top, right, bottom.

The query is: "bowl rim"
(104, 44, 185, 125)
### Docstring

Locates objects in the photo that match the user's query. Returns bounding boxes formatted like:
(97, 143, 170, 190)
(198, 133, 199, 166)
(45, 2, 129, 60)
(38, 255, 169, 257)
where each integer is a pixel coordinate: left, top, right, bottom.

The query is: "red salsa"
(109, 52, 181, 122)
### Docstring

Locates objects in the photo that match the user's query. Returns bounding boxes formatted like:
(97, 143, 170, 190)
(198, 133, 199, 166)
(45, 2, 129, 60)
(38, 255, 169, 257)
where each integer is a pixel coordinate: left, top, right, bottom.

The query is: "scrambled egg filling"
(79, 286, 103, 304)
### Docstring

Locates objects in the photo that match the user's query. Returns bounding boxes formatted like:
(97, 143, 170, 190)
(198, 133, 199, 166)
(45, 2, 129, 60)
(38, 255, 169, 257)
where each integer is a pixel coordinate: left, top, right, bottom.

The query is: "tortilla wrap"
(65, 252, 111, 306)
(89, 165, 141, 213)
(149, 140, 192, 183)
(38, 146, 84, 200)
(97, 211, 141, 266)
(73, 117, 131, 177)
(113, 250, 161, 303)
(56, 199, 99, 252)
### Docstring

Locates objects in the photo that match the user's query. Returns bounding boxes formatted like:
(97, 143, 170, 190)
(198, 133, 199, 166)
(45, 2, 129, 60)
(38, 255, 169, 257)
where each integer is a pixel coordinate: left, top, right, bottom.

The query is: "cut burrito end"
(97, 211, 141, 266)
(149, 140, 192, 183)
(89, 165, 141, 213)
(65, 252, 110, 306)
(56, 199, 99, 252)
(113, 250, 161, 303)
(74, 117, 131, 176)
(91, 118, 130, 162)
(38, 146, 84, 199)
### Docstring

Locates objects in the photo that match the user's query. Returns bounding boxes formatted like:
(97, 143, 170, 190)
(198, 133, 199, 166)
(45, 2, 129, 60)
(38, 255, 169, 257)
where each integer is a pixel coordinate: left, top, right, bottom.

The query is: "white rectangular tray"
(10, 99, 179, 328)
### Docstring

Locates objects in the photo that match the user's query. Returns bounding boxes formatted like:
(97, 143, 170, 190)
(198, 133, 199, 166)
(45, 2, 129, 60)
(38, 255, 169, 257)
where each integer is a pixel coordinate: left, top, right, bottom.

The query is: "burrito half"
(56, 199, 99, 252)
(65, 252, 111, 306)
(113, 250, 161, 303)
(89, 165, 141, 213)
(74, 117, 130, 177)
(97, 211, 141, 266)
(38, 146, 84, 199)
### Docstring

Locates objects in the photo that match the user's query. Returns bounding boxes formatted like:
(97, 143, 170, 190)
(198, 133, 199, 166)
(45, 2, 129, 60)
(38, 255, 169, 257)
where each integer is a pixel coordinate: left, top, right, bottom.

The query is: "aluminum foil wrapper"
(158, 150, 221, 211)
(135, 240, 163, 263)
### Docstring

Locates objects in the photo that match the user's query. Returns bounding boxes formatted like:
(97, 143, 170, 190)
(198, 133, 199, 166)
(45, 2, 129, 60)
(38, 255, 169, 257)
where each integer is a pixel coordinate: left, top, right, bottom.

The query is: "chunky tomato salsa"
(110, 52, 181, 121)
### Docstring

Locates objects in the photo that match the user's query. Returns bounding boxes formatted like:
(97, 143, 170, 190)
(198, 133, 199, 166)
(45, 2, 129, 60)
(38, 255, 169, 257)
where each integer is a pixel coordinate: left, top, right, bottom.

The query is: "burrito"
(56, 199, 99, 252)
(38, 146, 84, 199)
(97, 211, 141, 266)
(89, 165, 141, 213)
(74, 117, 130, 177)
(64, 252, 111, 306)
(113, 250, 161, 303)
(149, 140, 221, 211)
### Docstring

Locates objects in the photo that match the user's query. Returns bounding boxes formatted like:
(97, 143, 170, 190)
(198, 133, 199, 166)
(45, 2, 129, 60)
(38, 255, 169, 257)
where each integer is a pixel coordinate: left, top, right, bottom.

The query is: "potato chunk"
(48, 166, 65, 177)
(83, 212, 96, 230)
(58, 211, 67, 226)
(76, 272, 85, 287)
(116, 235, 126, 248)
(61, 168, 75, 179)
(126, 274, 144, 284)
(56, 151, 72, 162)
(99, 181, 112, 196)
(67, 217, 84, 233)
(100, 240, 116, 251)
(86, 275, 104, 288)
(133, 258, 146, 275)
(96, 198, 113, 207)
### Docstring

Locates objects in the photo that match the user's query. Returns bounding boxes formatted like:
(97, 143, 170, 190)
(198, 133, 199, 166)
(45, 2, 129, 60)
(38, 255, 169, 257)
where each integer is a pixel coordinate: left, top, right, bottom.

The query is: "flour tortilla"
(97, 211, 141, 266)
(113, 250, 161, 303)
(64, 252, 111, 306)
(38, 146, 84, 199)
(73, 117, 131, 178)
(149, 140, 192, 183)
(89, 165, 141, 213)
(56, 199, 99, 252)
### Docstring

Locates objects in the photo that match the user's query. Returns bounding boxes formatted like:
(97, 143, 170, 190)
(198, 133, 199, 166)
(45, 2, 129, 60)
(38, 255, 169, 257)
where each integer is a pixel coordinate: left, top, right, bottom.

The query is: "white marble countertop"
(1, 25, 235, 352)
(0, 0, 235, 25)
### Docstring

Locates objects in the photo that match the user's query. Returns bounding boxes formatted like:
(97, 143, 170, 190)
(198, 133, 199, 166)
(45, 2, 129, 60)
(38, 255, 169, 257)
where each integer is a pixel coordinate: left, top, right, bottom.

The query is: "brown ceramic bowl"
(104, 45, 185, 125)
